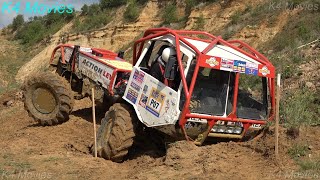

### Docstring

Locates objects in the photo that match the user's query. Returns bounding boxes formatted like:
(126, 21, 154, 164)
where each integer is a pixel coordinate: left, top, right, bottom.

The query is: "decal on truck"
(78, 55, 114, 89)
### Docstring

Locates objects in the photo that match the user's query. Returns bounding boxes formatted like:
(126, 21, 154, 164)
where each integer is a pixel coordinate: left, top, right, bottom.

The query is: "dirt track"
(0, 92, 319, 180)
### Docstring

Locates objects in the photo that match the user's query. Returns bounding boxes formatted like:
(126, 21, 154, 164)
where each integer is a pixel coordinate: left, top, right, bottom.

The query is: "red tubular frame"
(132, 28, 276, 141)
(49, 44, 131, 95)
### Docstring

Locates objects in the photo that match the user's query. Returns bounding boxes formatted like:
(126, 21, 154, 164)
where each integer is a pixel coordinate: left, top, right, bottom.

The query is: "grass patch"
(298, 159, 320, 171)
(280, 88, 319, 128)
(287, 144, 309, 158)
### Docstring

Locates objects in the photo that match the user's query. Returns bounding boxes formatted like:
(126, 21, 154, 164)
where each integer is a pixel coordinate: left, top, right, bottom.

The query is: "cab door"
(123, 67, 179, 127)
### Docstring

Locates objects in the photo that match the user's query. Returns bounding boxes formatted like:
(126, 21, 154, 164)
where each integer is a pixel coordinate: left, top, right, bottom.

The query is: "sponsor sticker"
(206, 57, 219, 67)
(233, 60, 246, 73)
(146, 88, 166, 117)
(259, 66, 270, 76)
(130, 81, 141, 92)
(126, 88, 138, 104)
(245, 62, 258, 75)
(164, 99, 170, 113)
(221, 58, 234, 71)
(143, 85, 148, 94)
(139, 94, 148, 108)
(133, 69, 145, 85)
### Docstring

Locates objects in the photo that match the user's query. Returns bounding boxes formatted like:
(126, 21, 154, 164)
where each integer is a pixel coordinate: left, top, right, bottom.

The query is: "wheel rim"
(32, 87, 57, 114)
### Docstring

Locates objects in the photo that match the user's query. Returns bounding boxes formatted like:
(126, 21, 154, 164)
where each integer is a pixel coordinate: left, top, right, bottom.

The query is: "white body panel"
(64, 47, 115, 89)
(123, 67, 180, 127)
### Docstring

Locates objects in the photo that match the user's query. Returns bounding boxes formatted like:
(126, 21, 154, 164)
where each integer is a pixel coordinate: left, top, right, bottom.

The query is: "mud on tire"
(95, 103, 137, 162)
(23, 72, 74, 126)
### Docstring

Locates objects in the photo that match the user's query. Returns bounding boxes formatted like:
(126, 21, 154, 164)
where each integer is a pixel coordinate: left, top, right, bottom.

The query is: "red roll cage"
(133, 28, 276, 141)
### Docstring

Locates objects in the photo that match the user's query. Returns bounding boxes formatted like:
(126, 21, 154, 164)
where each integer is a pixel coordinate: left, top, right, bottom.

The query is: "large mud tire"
(95, 103, 136, 162)
(23, 72, 74, 126)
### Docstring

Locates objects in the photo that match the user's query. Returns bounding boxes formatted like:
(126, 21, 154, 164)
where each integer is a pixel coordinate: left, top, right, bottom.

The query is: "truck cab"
(123, 28, 276, 144)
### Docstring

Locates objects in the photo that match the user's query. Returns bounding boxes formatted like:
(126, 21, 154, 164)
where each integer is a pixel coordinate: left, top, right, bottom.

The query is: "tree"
(100, 0, 127, 9)
(81, 4, 89, 15)
(12, 15, 24, 31)
(88, 4, 101, 16)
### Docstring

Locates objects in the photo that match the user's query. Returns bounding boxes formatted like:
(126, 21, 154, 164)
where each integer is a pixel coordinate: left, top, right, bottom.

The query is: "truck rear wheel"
(23, 72, 74, 126)
(95, 103, 136, 162)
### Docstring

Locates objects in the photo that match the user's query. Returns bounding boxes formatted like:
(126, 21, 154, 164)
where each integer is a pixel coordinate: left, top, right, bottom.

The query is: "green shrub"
(87, 4, 102, 16)
(100, 0, 127, 9)
(185, 0, 197, 15)
(15, 11, 74, 45)
(124, 0, 140, 22)
(230, 10, 242, 24)
(282, 65, 294, 79)
(81, 4, 89, 15)
(193, 14, 205, 30)
(16, 20, 46, 45)
(12, 15, 24, 31)
(162, 4, 178, 24)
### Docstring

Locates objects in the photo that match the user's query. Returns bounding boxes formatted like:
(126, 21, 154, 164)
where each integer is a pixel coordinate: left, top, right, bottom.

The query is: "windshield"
(180, 64, 235, 116)
(180, 61, 268, 119)
(190, 68, 235, 116)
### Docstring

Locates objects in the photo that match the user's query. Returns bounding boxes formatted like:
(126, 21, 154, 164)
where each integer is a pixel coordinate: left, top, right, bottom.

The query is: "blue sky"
(0, 0, 99, 28)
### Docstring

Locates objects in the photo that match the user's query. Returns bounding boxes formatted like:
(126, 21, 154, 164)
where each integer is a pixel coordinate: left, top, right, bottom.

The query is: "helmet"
(161, 47, 176, 63)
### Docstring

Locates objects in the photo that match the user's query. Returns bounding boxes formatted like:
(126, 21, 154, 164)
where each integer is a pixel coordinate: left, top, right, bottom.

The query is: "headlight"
(233, 127, 243, 134)
(226, 127, 234, 134)
(212, 126, 219, 133)
(217, 126, 227, 133)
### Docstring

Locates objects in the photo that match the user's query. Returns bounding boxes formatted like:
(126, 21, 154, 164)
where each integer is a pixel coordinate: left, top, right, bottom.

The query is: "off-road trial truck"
(23, 28, 276, 162)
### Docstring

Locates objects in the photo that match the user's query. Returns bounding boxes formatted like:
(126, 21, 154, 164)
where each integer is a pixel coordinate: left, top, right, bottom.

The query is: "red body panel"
(49, 44, 132, 95)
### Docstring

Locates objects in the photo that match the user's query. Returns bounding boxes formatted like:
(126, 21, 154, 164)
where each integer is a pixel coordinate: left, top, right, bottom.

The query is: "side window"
(137, 41, 171, 69)
(237, 75, 268, 120)
(138, 40, 190, 92)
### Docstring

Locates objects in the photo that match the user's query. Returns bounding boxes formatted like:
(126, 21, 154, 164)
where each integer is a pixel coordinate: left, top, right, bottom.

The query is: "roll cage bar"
(133, 28, 276, 142)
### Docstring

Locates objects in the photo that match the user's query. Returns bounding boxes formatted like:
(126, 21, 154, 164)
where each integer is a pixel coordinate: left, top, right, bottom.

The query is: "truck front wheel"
(95, 103, 137, 162)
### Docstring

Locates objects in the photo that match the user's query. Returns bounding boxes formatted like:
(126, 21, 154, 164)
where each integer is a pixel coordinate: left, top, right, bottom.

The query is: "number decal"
(150, 99, 160, 110)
